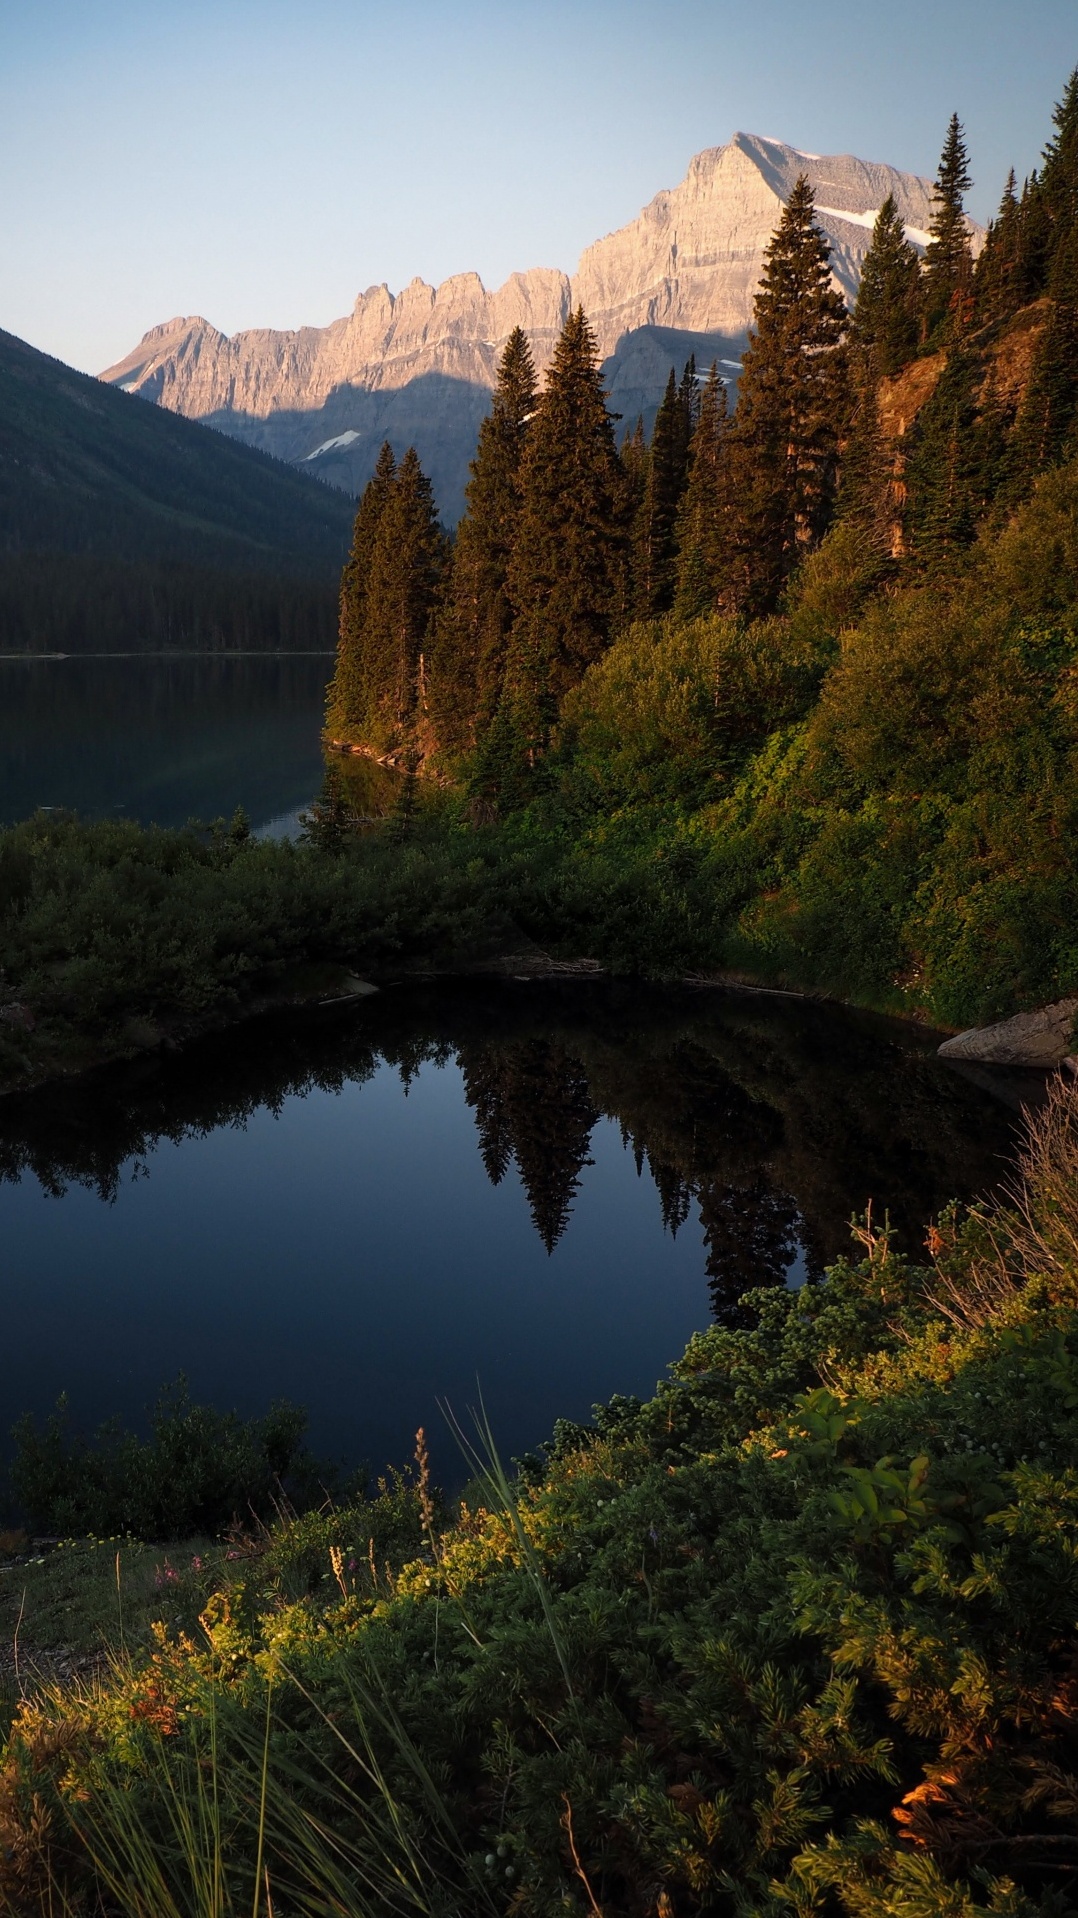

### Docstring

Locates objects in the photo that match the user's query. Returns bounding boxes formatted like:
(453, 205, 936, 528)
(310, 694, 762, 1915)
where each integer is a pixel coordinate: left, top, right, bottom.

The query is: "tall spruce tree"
(922, 114, 974, 342)
(429, 329, 537, 758)
(632, 364, 697, 615)
(974, 171, 1024, 321)
(672, 364, 729, 618)
(327, 442, 396, 739)
(852, 195, 922, 375)
(722, 177, 849, 612)
(839, 199, 921, 544)
(1011, 222, 1078, 477)
(903, 348, 1006, 559)
(360, 447, 445, 753)
(1039, 66, 1078, 253)
(505, 306, 627, 720)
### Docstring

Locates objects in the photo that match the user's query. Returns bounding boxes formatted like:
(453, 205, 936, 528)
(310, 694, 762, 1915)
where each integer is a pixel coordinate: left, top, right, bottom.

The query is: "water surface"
(0, 654, 333, 830)
(0, 981, 1026, 1484)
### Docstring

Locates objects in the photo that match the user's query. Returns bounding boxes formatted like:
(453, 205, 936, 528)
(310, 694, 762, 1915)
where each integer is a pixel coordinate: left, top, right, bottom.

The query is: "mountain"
(100, 135, 955, 523)
(0, 327, 356, 651)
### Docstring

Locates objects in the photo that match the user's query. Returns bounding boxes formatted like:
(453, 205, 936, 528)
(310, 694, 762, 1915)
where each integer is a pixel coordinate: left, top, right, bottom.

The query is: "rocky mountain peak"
(100, 133, 969, 521)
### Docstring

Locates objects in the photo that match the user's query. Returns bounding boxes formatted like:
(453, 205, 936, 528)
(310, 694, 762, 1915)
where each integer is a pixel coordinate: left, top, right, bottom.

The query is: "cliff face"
(100, 133, 949, 521)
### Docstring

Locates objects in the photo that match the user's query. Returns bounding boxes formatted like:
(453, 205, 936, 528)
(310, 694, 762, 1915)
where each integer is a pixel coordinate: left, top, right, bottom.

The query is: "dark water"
(0, 980, 1027, 1485)
(0, 654, 335, 831)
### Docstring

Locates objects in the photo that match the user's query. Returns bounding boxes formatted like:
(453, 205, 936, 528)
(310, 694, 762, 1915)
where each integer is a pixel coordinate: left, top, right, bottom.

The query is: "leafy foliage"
(10, 1386, 314, 1540)
(4, 1076, 1078, 1918)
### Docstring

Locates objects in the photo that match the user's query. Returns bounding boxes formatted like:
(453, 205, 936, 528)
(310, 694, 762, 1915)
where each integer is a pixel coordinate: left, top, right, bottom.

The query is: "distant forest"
(0, 326, 354, 652)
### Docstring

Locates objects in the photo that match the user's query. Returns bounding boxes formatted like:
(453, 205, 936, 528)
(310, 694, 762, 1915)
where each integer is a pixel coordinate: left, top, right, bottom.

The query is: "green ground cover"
(1, 1074, 1076, 1916)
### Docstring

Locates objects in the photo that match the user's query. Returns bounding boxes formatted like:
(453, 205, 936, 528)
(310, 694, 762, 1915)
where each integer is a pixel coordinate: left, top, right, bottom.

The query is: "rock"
(938, 997, 1078, 1066)
(99, 134, 959, 523)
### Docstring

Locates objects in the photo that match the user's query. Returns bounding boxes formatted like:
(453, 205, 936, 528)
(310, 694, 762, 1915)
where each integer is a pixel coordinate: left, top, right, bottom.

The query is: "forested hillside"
(0, 329, 355, 651)
(322, 76, 1078, 1027)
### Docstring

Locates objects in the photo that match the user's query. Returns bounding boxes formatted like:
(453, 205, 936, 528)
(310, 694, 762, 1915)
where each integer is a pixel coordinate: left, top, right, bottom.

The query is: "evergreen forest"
(0, 328, 353, 652)
(319, 74, 1078, 1029)
(3, 76, 1078, 1918)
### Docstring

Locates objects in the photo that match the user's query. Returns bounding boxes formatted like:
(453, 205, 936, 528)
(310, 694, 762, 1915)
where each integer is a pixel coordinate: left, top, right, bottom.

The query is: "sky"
(2, 0, 1076, 376)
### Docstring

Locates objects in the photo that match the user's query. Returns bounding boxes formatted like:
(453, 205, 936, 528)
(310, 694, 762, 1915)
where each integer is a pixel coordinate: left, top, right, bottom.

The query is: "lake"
(0, 653, 335, 832)
(0, 655, 1038, 1489)
(0, 978, 1028, 1487)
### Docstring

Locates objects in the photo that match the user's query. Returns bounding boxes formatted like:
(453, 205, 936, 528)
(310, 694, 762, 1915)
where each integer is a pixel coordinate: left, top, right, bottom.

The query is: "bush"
(9, 1383, 315, 1538)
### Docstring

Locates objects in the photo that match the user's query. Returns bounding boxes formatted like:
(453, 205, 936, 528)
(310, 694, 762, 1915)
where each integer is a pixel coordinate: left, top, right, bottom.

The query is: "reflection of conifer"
(698, 1175, 803, 1327)
(459, 1037, 597, 1253)
(652, 1160, 692, 1237)
(459, 1047, 515, 1185)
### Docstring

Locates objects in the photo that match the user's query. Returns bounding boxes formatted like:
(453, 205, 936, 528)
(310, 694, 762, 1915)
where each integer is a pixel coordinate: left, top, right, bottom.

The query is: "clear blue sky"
(3, 0, 1075, 375)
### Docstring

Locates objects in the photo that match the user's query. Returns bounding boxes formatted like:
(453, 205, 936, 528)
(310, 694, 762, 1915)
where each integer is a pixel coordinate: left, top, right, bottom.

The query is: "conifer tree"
(1011, 222, 1078, 477)
(903, 348, 1006, 558)
(429, 329, 537, 757)
(672, 364, 729, 618)
(1039, 66, 1078, 251)
(839, 200, 921, 544)
(1013, 170, 1054, 302)
(360, 447, 446, 751)
(506, 306, 627, 721)
(327, 442, 396, 737)
(922, 115, 974, 342)
(632, 364, 696, 615)
(722, 178, 849, 612)
(852, 195, 922, 375)
(974, 171, 1023, 321)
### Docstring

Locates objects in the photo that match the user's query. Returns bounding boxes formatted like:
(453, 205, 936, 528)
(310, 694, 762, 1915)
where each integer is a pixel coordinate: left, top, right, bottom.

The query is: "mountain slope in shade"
(101, 134, 964, 522)
(1, 327, 354, 576)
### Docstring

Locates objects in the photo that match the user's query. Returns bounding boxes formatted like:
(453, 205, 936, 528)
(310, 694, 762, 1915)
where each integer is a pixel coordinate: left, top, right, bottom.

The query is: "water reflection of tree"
(460, 1041, 597, 1253)
(0, 981, 1020, 1324)
(698, 1176, 811, 1326)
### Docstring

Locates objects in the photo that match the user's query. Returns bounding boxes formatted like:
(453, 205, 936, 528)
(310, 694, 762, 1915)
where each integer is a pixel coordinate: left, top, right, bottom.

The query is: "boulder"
(938, 997, 1078, 1066)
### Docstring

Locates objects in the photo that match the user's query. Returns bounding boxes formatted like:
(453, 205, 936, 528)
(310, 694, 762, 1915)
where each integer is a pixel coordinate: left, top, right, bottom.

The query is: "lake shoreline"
(0, 939, 941, 1104)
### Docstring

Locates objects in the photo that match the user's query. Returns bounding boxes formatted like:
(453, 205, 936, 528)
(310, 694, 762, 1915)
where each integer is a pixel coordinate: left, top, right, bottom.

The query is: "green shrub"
(9, 1383, 315, 1539)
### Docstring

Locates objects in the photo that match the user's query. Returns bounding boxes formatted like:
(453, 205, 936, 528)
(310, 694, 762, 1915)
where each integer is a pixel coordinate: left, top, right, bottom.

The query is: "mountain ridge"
(101, 133, 970, 521)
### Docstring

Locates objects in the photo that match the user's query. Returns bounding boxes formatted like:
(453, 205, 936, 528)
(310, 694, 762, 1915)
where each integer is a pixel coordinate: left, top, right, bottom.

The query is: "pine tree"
(1011, 221, 1078, 477)
(672, 364, 729, 618)
(974, 171, 1023, 321)
(429, 329, 537, 758)
(631, 365, 697, 615)
(327, 442, 396, 739)
(1013, 170, 1053, 302)
(922, 114, 974, 343)
(722, 178, 849, 612)
(903, 348, 1006, 559)
(1039, 66, 1078, 254)
(852, 195, 922, 375)
(506, 306, 627, 721)
(361, 447, 445, 752)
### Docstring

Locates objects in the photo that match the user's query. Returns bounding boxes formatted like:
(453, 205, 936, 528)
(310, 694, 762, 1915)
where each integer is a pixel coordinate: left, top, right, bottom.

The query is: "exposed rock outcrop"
(100, 134, 953, 520)
(938, 998, 1078, 1067)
